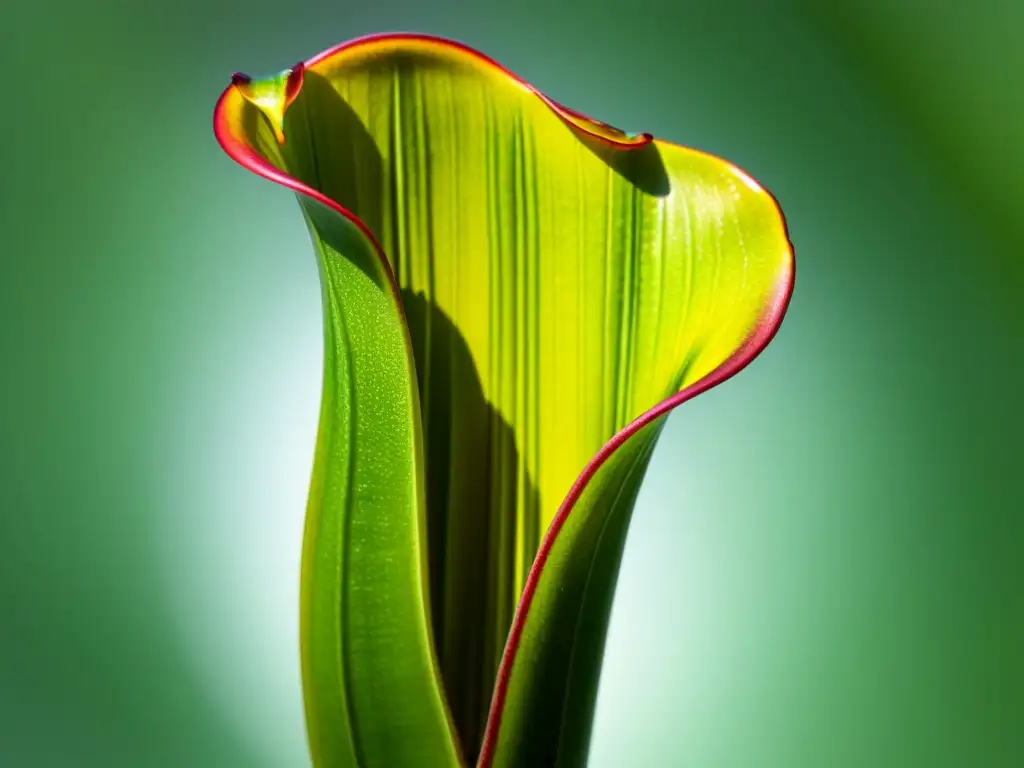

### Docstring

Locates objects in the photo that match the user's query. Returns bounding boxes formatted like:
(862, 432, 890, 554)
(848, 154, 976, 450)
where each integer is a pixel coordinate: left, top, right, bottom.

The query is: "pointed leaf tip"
(285, 62, 305, 104)
(230, 64, 305, 144)
(542, 97, 652, 148)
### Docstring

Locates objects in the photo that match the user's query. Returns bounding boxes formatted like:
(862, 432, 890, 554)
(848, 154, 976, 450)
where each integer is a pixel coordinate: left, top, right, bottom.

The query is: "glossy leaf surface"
(214, 33, 793, 768)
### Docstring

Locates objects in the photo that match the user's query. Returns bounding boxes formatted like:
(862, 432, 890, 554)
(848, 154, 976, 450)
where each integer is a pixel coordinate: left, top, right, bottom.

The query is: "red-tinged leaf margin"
(477, 272, 793, 767)
(213, 31, 795, 768)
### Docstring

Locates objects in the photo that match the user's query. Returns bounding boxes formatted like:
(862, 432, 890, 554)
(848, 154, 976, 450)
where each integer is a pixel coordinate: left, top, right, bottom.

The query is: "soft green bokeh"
(1, 1, 1021, 766)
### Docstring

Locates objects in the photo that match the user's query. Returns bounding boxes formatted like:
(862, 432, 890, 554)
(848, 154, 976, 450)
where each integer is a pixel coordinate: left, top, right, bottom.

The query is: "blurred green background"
(2, 0, 1022, 765)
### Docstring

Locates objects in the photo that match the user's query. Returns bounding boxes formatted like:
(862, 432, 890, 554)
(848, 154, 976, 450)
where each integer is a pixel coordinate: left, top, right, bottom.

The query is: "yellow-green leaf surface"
(214, 33, 793, 768)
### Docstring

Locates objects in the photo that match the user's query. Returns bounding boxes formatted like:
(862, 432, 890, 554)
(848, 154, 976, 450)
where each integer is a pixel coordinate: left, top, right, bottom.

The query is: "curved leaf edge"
(477, 255, 793, 766)
(213, 30, 796, 768)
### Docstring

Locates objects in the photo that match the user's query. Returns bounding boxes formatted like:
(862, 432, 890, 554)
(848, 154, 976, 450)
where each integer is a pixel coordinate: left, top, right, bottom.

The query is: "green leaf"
(214, 33, 793, 767)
